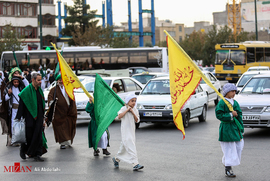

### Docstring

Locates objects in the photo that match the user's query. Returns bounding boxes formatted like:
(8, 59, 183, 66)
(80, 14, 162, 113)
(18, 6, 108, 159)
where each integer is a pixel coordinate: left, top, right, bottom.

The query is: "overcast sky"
(61, 0, 227, 27)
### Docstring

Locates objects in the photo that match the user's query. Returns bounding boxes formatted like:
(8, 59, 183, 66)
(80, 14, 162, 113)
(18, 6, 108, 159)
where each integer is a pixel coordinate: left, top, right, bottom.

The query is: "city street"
(0, 102, 270, 181)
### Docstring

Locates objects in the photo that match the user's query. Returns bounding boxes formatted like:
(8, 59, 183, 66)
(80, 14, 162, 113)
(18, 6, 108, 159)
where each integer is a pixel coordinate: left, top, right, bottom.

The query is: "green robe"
(215, 99, 244, 142)
(85, 102, 109, 149)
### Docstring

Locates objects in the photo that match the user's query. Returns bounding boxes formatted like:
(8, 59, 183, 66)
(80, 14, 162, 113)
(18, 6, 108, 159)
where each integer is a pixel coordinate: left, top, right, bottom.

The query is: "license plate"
(143, 112, 162, 117)
(242, 115, 260, 120)
(226, 77, 232, 80)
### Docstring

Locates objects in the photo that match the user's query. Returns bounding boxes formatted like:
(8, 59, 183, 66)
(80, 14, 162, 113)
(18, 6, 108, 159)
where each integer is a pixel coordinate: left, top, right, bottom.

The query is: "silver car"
(235, 73, 270, 128)
(136, 77, 208, 128)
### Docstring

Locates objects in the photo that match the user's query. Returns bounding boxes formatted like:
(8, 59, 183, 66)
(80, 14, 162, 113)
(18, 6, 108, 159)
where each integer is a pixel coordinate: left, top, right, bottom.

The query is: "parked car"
(136, 77, 208, 128)
(200, 71, 221, 105)
(131, 72, 169, 85)
(128, 67, 150, 76)
(234, 73, 270, 128)
(247, 66, 269, 72)
(75, 76, 144, 121)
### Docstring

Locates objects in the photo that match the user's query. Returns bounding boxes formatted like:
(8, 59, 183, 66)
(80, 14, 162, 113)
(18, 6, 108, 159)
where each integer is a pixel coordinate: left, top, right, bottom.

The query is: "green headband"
(55, 74, 62, 81)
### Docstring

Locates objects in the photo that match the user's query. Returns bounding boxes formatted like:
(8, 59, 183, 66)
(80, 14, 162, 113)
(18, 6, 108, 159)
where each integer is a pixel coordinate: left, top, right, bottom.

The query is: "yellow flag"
(165, 31, 234, 138)
(165, 31, 202, 138)
(51, 43, 92, 100)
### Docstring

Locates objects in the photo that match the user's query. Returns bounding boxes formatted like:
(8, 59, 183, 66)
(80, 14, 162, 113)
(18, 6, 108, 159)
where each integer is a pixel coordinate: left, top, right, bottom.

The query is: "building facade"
(0, 0, 56, 50)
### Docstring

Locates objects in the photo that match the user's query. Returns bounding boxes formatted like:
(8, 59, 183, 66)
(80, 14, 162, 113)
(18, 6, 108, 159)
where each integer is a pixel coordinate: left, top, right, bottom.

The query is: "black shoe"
(103, 149, 111, 155)
(34, 156, 44, 162)
(94, 150, 99, 156)
(60, 145, 66, 149)
(225, 169, 236, 177)
(20, 147, 26, 160)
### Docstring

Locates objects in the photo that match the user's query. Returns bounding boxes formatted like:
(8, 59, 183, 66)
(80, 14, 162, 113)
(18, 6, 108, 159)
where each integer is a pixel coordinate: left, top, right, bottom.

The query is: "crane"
(227, 0, 241, 42)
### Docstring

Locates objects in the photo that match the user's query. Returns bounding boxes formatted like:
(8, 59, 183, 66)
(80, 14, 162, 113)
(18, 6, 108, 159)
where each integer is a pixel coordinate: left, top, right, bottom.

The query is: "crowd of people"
(0, 66, 144, 171)
(0, 66, 245, 175)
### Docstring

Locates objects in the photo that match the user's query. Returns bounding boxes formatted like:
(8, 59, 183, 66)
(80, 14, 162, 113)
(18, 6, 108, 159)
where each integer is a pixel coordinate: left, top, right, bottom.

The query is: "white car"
(75, 76, 144, 121)
(247, 66, 269, 72)
(136, 77, 208, 128)
(236, 71, 270, 92)
(235, 73, 270, 128)
(131, 72, 169, 85)
(200, 71, 221, 105)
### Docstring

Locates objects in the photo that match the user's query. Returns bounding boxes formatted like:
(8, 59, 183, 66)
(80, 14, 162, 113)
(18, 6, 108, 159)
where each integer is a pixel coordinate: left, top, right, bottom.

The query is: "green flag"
(54, 50, 62, 78)
(93, 74, 125, 150)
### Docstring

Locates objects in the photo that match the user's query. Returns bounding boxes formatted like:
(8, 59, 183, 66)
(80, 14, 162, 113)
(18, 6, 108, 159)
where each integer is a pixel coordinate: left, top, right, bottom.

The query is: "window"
(247, 48, 255, 63)
(123, 79, 137, 92)
(179, 36, 182, 42)
(256, 47, 264, 62)
(17, 26, 37, 38)
(130, 52, 147, 63)
(18, 3, 36, 16)
(113, 80, 124, 93)
(179, 26, 182, 32)
(43, 14, 55, 25)
(265, 48, 270, 62)
(1, 2, 15, 15)
(42, 0, 54, 4)
(111, 52, 128, 64)
(167, 31, 175, 37)
(43, 35, 55, 46)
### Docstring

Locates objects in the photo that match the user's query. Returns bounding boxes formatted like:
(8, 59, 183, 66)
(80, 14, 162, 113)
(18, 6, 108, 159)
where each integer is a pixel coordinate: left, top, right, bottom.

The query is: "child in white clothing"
(112, 93, 144, 171)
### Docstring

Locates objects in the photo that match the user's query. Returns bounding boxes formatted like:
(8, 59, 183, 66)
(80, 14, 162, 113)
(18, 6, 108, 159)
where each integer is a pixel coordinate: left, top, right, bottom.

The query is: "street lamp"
(39, 0, 43, 49)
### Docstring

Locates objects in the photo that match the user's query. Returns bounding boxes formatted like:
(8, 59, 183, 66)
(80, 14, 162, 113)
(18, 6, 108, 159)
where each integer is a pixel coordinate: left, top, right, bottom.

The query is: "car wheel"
(199, 104, 207, 122)
(182, 109, 190, 128)
(135, 122, 140, 129)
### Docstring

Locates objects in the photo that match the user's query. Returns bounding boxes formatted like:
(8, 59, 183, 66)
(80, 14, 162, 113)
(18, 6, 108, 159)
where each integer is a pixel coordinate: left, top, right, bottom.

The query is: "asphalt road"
(0, 102, 270, 181)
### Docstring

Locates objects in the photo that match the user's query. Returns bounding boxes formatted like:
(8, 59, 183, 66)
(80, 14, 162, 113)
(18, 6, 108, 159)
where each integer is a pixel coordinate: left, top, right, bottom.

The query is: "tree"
(179, 31, 206, 61)
(0, 24, 24, 59)
(180, 25, 255, 66)
(61, 0, 98, 46)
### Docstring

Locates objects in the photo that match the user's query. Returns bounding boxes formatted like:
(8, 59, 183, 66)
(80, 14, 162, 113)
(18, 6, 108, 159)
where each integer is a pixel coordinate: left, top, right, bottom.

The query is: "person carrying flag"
(86, 96, 110, 156)
(112, 93, 144, 171)
(47, 74, 77, 149)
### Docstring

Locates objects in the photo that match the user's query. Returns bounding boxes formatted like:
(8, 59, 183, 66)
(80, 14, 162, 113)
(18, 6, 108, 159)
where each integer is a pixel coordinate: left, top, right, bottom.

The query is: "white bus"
(0, 46, 168, 74)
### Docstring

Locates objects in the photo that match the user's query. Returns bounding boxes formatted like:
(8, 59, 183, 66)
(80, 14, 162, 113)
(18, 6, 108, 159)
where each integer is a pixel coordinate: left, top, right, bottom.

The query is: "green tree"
(0, 24, 24, 59)
(61, 0, 98, 46)
(180, 25, 255, 66)
(179, 31, 206, 61)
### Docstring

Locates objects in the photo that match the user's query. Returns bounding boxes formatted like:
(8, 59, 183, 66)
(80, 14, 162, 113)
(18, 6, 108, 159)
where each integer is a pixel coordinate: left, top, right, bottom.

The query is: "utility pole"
(39, 0, 43, 49)
(254, 0, 258, 40)
(227, 0, 241, 42)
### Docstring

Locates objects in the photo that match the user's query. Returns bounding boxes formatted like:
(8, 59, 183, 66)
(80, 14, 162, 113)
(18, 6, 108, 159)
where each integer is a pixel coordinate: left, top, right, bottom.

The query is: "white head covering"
(125, 92, 137, 104)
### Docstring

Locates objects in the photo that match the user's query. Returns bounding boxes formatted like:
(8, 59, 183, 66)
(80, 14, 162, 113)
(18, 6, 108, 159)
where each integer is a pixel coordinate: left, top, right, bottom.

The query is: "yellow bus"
(215, 41, 270, 82)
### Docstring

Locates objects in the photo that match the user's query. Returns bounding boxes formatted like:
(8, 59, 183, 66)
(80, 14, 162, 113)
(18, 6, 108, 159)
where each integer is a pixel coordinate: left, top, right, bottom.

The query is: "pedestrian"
(86, 96, 110, 156)
(4, 67, 29, 146)
(47, 74, 77, 149)
(215, 83, 244, 177)
(112, 93, 144, 171)
(16, 72, 47, 161)
(0, 71, 8, 135)
(23, 68, 31, 83)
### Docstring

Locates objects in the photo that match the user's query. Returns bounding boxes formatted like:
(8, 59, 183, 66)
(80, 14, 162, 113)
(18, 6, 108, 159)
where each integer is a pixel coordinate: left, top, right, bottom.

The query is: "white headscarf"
(125, 92, 137, 104)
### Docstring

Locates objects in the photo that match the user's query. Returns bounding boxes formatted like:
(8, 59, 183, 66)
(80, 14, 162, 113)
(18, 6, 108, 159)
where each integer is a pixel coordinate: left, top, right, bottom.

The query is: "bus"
(215, 41, 270, 82)
(0, 46, 168, 74)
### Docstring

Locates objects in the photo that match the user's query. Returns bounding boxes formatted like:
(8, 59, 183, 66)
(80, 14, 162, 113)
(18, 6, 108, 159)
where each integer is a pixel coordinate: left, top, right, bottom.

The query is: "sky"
(61, 0, 227, 27)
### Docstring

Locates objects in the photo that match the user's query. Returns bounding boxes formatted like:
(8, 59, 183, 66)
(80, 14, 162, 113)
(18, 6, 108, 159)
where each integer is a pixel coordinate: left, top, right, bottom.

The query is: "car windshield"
(132, 74, 155, 84)
(237, 74, 256, 87)
(74, 79, 111, 93)
(241, 77, 270, 94)
(141, 80, 170, 95)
